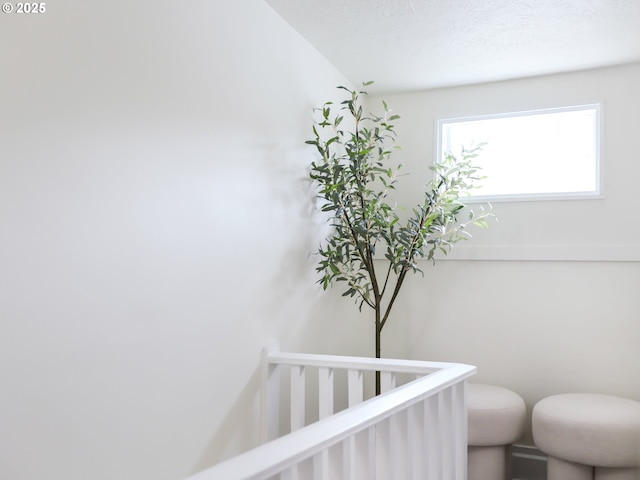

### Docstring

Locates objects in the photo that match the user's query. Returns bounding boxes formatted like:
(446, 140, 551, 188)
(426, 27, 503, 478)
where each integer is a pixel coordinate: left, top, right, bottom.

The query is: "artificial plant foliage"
(307, 83, 491, 392)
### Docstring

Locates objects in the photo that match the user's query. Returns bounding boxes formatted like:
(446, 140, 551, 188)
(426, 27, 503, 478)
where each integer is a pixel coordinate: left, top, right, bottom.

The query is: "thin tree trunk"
(375, 307, 382, 395)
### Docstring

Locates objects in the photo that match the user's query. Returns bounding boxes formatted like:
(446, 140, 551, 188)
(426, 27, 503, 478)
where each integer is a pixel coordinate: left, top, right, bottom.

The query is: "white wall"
(0, 2, 370, 479)
(370, 63, 640, 442)
(2, 3, 637, 474)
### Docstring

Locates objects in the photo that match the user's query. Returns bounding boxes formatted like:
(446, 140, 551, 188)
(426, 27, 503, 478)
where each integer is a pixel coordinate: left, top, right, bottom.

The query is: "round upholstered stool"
(533, 393, 640, 480)
(467, 383, 526, 480)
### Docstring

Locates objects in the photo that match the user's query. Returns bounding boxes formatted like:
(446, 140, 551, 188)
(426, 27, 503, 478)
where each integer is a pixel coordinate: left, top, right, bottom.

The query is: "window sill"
(437, 244, 640, 262)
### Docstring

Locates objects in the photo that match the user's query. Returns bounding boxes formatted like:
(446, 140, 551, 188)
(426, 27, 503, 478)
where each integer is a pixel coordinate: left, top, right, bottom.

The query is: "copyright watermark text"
(2, 3, 46, 13)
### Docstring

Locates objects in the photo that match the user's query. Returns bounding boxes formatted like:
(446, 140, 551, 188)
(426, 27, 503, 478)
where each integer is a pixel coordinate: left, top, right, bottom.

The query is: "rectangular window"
(438, 104, 601, 201)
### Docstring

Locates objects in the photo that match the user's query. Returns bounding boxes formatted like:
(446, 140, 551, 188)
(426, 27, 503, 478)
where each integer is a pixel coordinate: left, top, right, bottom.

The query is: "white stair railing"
(185, 343, 476, 480)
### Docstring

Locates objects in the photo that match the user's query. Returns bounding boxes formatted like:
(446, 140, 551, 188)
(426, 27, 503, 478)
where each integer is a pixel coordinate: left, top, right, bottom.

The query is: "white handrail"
(269, 350, 462, 375)
(185, 347, 476, 480)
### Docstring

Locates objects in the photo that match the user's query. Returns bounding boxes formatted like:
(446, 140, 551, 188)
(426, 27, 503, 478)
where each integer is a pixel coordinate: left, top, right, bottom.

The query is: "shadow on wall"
(189, 366, 262, 474)
(187, 137, 377, 475)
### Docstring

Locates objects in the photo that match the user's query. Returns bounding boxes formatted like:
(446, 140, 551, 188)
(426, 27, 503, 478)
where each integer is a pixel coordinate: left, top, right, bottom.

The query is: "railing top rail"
(185, 362, 476, 480)
(267, 350, 463, 375)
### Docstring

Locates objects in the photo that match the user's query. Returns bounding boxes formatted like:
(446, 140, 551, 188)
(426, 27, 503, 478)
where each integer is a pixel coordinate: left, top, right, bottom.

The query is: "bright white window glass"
(438, 105, 601, 200)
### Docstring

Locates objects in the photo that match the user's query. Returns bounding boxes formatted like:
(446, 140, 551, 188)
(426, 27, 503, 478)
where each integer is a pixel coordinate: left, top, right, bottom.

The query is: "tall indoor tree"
(307, 83, 492, 394)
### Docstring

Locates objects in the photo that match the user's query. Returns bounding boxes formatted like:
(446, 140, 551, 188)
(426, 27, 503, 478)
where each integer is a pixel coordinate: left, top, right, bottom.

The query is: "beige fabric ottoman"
(532, 393, 640, 480)
(468, 383, 526, 480)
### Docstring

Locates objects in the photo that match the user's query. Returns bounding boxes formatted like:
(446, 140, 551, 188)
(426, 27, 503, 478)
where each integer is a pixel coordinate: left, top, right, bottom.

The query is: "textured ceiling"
(265, 0, 640, 94)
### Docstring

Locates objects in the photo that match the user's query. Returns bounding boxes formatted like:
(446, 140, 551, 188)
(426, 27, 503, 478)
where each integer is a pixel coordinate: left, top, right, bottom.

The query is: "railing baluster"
(425, 394, 442, 480)
(375, 417, 392, 479)
(408, 403, 422, 479)
(380, 371, 396, 393)
(318, 367, 334, 420)
(452, 381, 468, 480)
(441, 387, 454, 480)
(342, 436, 353, 480)
(347, 369, 364, 406)
(391, 410, 409, 479)
(312, 452, 324, 480)
(290, 365, 306, 431)
(367, 426, 376, 480)
(389, 416, 397, 480)
(422, 398, 429, 477)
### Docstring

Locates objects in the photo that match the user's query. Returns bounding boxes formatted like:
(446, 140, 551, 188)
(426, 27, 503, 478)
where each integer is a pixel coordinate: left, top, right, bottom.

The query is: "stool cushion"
(468, 383, 526, 446)
(532, 393, 640, 468)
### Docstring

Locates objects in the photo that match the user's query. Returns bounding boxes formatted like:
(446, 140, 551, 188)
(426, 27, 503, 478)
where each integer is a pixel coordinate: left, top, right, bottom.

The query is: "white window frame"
(436, 104, 603, 202)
